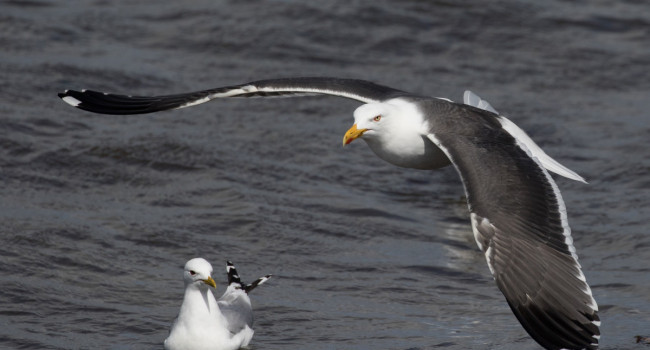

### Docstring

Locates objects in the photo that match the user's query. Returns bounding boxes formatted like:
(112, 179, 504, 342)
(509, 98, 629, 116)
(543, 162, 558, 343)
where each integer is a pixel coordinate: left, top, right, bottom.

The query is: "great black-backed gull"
(60, 78, 599, 350)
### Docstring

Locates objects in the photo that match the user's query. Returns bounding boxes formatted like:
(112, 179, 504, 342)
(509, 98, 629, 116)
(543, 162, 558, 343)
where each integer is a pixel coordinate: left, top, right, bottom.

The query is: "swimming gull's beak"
(343, 124, 368, 146)
(202, 276, 216, 288)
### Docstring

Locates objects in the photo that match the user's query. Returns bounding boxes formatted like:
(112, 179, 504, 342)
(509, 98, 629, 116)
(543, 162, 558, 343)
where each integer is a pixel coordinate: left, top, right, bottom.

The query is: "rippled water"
(1, 1, 649, 349)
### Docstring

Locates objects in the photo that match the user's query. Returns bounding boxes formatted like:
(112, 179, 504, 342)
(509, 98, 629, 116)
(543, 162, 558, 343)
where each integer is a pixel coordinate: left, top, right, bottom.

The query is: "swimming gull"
(164, 258, 271, 350)
(60, 78, 599, 350)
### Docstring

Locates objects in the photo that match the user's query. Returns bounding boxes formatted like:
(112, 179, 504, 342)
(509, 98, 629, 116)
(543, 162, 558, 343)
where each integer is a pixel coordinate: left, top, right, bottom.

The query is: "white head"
(344, 98, 428, 144)
(342, 99, 437, 169)
(183, 258, 216, 289)
(343, 103, 395, 146)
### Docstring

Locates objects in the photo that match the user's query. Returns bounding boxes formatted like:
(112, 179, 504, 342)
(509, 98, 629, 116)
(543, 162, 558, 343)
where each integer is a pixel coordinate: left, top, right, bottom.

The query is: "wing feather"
(424, 101, 599, 350)
(58, 77, 407, 115)
(218, 287, 254, 333)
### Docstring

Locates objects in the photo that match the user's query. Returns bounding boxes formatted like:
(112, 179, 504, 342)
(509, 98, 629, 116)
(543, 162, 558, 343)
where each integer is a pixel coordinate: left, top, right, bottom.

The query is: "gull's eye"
(189, 270, 196, 276)
(373, 115, 382, 122)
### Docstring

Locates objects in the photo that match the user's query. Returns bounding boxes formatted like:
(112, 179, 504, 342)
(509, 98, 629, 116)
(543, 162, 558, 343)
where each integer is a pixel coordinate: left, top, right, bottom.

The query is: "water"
(1, 1, 649, 349)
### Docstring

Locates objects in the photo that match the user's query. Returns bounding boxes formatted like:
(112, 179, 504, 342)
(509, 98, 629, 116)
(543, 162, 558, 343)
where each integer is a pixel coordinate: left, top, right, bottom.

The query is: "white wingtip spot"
(62, 95, 82, 107)
(592, 320, 601, 327)
(255, 275, 272, 287)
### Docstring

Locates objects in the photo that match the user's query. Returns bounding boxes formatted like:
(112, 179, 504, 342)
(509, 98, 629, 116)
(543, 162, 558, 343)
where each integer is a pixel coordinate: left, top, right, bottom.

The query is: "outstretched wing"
(58, 77, 407, 115)
(424, 102, 599, 350)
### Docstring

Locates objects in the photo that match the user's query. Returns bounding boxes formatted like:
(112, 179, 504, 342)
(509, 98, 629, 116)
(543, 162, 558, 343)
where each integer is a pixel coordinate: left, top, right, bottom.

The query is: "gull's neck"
(165, 284, 241, 350)
(178, 285, 222, 323)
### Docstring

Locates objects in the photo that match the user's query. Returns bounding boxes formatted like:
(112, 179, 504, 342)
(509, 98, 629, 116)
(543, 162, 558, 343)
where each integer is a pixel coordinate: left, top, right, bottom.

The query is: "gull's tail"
(227, 261, 272, 294)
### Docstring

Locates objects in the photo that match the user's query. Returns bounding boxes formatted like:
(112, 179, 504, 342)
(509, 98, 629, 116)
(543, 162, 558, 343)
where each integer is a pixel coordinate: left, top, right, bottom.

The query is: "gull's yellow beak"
(203, 276, 216, 288)
(342, 124, 368, 146)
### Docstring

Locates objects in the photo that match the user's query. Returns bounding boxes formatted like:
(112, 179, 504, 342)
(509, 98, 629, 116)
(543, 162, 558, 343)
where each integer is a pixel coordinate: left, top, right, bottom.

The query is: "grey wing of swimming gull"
(57, 77, 408, 115)
(217, 290, 254, 333)
(423, 100, 600, 350)
(218, 261, 272, 333)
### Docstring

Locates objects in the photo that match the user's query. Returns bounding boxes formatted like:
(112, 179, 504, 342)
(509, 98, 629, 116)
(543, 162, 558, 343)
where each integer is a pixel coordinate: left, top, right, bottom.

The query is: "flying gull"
(164, 258, 271, 350)
(59, 78, 599, 350)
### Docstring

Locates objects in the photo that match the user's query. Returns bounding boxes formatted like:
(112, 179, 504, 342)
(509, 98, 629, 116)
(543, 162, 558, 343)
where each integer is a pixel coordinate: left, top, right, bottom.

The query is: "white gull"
(164, 258, 271, 350)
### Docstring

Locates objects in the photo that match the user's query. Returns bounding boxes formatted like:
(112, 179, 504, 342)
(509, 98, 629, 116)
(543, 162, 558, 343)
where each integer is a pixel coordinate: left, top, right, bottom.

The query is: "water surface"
(1, 1, 649, 349)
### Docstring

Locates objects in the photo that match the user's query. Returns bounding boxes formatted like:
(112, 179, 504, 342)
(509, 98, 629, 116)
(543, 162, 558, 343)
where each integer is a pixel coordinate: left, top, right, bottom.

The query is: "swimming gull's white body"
(60, 77, 599, 350)
(164, 258, 271, 350)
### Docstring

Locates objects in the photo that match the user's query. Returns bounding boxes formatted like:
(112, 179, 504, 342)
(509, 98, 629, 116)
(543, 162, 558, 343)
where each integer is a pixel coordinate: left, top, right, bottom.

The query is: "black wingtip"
(56, 87, 218, 115)
(226, 260, 243, 287)
(243, 274, 272, 294)
(225, 260, 272, 294)
(508, 299, 600, 350)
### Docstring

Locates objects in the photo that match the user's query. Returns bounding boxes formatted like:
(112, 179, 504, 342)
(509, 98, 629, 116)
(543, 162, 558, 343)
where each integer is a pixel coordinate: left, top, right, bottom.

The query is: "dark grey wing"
(219, 261, 271, 333)
(58, 77, 407, 115)
(424, 101, 599, 350)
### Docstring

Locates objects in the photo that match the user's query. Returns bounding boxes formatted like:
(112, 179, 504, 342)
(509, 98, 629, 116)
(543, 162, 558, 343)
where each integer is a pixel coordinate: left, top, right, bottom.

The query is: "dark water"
(1, 1, 649, 349)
